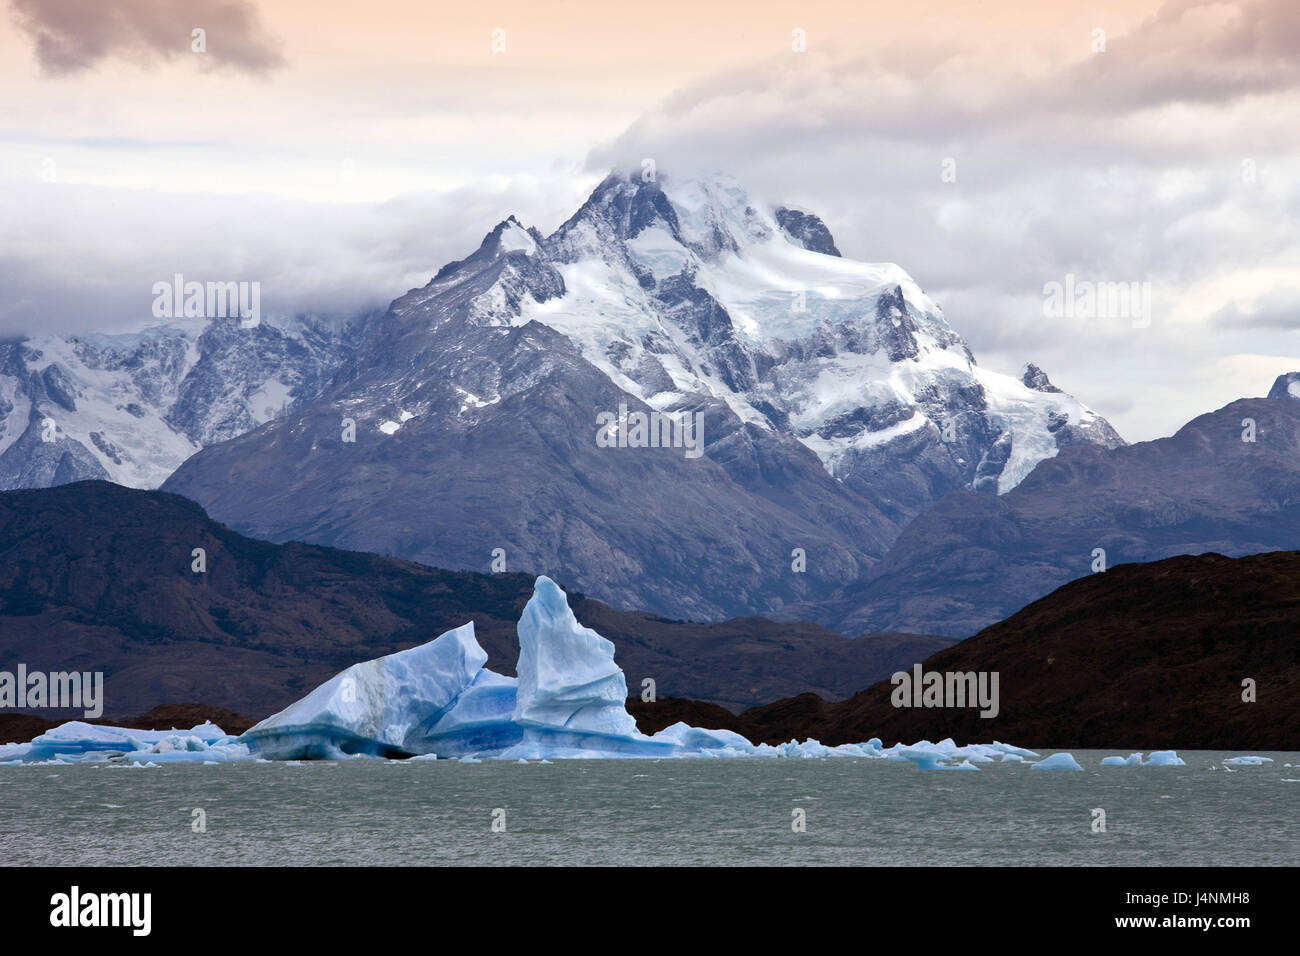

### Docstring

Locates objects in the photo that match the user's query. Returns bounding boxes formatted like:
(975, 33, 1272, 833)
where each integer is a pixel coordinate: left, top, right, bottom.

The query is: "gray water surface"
(2, 752, 1297, 866)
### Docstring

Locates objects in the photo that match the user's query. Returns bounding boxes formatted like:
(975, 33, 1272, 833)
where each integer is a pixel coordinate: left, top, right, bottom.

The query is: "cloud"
(0, 173, 588, 337)
(1210, 287, 1300, 331)
(9, 0, 285, 75)
(1055, 0, 1300, 112)
(594, 0, 1300, 165)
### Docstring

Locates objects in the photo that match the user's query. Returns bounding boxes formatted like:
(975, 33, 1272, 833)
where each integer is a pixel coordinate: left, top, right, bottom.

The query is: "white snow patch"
(498, 222, 537, 255)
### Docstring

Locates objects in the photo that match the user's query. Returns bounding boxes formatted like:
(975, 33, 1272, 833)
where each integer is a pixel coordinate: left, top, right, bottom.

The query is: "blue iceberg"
(1099, 751, 1188, 767)
(242, 621, 498, 759)
(499, 577, 677, 759)
(1030, 752, 1084, 771)
(1144, 750, 1186, 767)
(0, 720, 236, 764)
(1101, 753, 1144, 766)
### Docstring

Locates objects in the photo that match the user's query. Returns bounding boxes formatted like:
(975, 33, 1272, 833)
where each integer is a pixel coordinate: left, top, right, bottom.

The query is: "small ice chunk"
(1101, 753, 1144, 766)
(1144, 750, 1185, 767)
(1030, 752, 1083, 771)
(652, 722, 755, 756)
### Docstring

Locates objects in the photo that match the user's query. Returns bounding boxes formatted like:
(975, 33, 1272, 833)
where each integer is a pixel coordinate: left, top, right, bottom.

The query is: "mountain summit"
(157, 170, 1122, 619)
(514, 172, 1123, 516)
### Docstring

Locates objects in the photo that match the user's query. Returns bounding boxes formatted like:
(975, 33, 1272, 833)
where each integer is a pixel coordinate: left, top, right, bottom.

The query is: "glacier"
(3, 575, 1062, 767)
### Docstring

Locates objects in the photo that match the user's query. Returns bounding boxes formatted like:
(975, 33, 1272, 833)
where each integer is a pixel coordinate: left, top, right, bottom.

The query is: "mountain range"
(7, 170, 1296, 645)
(806, 379, 1300, 636)
(0, 314, 365, 490)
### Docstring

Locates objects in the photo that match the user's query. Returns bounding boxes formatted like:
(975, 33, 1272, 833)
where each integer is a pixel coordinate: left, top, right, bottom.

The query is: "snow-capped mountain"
(161, 171, 1123, 620)
(523, 173, 1122, 519)
(0, 315, 367, 490)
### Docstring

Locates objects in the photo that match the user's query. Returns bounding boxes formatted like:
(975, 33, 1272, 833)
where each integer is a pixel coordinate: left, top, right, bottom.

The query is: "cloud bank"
(9, 0, 284, 74)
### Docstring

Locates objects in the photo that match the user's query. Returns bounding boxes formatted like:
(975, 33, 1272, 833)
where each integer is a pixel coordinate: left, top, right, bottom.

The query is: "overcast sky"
(1, 0, 1296, 441)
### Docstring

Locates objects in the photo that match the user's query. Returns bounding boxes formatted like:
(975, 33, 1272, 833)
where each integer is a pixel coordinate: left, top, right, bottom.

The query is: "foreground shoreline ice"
(0, 576, 1222, 770)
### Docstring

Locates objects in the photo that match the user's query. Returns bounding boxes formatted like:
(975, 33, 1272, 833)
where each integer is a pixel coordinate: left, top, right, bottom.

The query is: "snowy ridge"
(0, 313, 365, 490)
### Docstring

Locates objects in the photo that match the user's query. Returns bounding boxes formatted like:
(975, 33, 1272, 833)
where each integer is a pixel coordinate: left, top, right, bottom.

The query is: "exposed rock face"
(1267, 370, 1300, 401)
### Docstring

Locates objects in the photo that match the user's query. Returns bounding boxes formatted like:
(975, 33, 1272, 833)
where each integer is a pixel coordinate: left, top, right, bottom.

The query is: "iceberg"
(499, 577, 678, 759)
(1222, 755, 1273, 766)
(1099, 751, 1188, 767)
(895, 743, 968, 770)
(242, 622, 499, 759)
(0, 720, 235, 764)
(990, 742, 1040, 759)
(886, 738, 1032, 769)
(1030, 752, 1084, 771)
(1101, 753, 1144, 766)
(1144, 750, 1186, 767)
(651, 722, 757, 757)
(512, 577, 637, 737)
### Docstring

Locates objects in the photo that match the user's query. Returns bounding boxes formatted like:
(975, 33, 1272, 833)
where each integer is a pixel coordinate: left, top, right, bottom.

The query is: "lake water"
(2, 752, 1297, 866)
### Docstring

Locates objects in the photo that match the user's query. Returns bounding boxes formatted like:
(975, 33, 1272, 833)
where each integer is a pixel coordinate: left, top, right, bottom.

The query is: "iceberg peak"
(513, 576, 640, 739)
